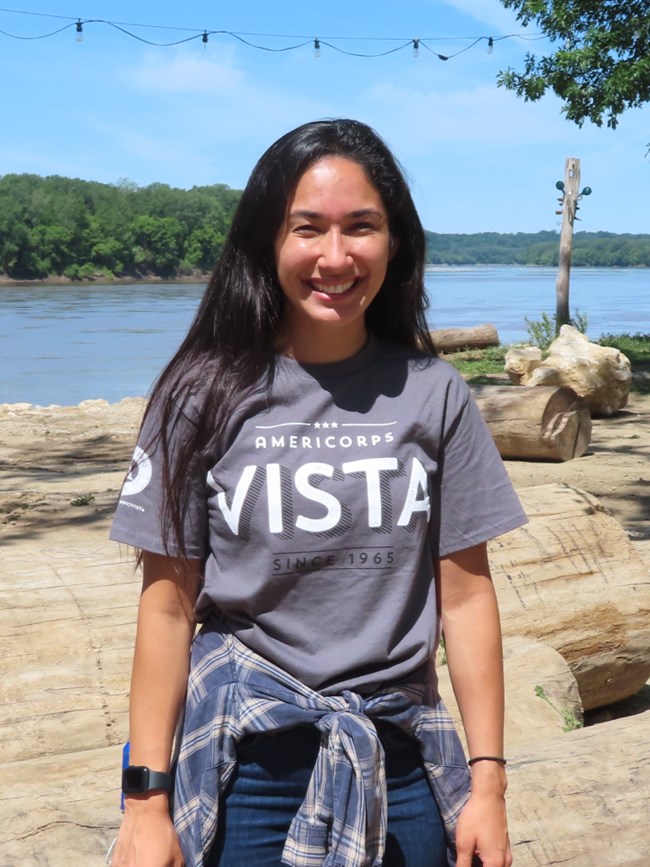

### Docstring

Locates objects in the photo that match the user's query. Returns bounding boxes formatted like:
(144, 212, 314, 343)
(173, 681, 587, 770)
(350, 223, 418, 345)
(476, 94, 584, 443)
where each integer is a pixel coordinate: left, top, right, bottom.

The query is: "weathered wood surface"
(555, 157, 581, 328)
(507, 711, 650, 866)
(0, 745, 121, 866)
(489, 483, 650, 710)
(430, 323, 499, 352)
(437, 636, 583, 750)
(473, 384, 592, 461)
(506, 325, 632, 417)
(0, 539, 138, 764)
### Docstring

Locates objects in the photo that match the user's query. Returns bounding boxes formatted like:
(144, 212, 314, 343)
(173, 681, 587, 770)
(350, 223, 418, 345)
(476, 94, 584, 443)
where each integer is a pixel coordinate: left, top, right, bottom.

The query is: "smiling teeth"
(318, 281, 354, 295)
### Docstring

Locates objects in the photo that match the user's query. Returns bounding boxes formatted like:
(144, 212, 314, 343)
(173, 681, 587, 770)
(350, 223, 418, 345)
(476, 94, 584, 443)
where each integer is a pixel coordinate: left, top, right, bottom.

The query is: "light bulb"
(487, 37, 494, 55)
(202, 31, 208, 49)
(75, 20, 83, 43)
(314, 38, 321, 58)
(412, 39, 420, 58)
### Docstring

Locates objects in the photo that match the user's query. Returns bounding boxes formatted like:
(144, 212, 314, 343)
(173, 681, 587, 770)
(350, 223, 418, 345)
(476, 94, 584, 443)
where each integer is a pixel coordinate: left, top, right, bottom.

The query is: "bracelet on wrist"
(468, 755, 507, 768)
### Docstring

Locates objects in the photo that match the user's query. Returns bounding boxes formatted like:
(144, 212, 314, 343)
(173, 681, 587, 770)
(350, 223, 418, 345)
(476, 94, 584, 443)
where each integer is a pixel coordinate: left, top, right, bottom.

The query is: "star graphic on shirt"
(330, 421, 339, 429)
(322, 422, 330, 429)
(314, 421, 321, 429)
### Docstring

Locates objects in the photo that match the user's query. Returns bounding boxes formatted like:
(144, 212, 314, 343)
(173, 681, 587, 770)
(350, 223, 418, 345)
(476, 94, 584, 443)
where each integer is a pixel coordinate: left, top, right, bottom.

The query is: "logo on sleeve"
(121, 446, 153, 497)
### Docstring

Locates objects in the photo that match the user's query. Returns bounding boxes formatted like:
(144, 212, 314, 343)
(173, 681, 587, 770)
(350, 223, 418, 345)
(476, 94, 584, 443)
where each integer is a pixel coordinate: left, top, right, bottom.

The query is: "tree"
(497, 1, 650, 129)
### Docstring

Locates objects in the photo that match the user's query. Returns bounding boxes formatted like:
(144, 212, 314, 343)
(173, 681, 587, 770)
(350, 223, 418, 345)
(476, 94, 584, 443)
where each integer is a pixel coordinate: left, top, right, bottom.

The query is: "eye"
(292, 223, 319, 237)
(347, 221, 379, 235)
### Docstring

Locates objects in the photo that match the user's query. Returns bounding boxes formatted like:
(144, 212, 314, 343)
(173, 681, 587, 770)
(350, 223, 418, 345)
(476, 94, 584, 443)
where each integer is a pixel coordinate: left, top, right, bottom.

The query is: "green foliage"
(444, 346, 508, 380)
(534, 685, 583, 732)
(424, 231, 650, 267)
(70, 493, 95, 507)
(497, 1, 650, 129)
(598, 333, 650, 394)
(2, 170, 649, 280)
(598, 332, 650, 364)
(525, 309, 588, 348)
(0, 174, 242, 280)
(525, 311, 556, 349)
(571, 309, 589, 334)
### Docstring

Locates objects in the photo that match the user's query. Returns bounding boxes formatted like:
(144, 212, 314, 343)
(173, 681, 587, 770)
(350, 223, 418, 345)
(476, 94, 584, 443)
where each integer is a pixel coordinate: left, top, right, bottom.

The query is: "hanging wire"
(0, 21, 73, 39)
(0, 7, 546, 56)
(315, 39, 414, 58)
(228, 32, 312, 52)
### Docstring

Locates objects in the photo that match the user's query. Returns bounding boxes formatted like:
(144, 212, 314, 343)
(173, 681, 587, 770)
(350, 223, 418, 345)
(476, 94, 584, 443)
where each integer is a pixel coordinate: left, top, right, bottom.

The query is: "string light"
(0, 7, 546, 59)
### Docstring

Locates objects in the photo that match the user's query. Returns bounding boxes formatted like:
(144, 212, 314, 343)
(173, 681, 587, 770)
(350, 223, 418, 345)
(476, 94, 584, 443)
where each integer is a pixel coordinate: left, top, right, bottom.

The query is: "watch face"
(122, 765, 149, 794)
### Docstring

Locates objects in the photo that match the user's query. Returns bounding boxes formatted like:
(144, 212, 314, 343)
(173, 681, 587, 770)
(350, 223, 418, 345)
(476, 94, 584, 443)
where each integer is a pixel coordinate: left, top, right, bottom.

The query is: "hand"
(110, 797, 185, 867)
(455, 769, 512, 867)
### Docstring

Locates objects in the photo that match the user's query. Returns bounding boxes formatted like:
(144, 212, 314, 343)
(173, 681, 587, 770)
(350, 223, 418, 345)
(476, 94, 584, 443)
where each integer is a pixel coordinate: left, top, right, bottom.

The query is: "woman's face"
(275, 156, 394, 362)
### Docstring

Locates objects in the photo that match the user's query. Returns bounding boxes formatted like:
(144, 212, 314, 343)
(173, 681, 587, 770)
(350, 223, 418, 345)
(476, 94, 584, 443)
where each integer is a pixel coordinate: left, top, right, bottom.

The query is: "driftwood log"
(430, 323, 499, 352)
(473, 384, 592, 461)
(488, 483, 650, 710)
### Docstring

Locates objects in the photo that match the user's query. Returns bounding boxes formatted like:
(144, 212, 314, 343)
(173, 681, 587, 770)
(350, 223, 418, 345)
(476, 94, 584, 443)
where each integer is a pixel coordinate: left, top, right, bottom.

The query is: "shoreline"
(0, 396, 147, 412)
(2, 263, 648, 288)
(0, 272, 211, 288)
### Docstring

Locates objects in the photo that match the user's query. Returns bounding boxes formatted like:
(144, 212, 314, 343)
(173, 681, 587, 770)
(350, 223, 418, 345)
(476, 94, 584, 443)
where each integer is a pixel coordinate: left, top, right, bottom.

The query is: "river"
(1, 266, 647, 405)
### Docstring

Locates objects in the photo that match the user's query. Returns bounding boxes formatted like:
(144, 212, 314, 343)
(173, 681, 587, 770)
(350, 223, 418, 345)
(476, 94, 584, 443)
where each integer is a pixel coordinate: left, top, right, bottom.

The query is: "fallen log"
(489, 483, 650, 710)
(507, 711, 650, 866)
(473, 384, 592, 461)
(437, 636, 584, 751)
(430, 323, 499, 352)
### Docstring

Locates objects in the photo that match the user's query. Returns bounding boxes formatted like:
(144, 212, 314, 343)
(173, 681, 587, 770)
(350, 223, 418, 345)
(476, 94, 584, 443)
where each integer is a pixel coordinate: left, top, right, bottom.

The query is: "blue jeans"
(207, 723, 448, 866)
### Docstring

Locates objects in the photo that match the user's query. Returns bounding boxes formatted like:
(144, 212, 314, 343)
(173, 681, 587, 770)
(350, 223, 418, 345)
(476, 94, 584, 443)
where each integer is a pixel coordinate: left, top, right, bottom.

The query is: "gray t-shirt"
(111, 337, 526, 694)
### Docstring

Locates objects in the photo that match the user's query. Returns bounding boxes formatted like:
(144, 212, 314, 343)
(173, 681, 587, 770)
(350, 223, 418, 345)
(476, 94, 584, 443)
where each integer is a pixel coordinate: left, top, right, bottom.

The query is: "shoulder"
(373, 339, 471, 403)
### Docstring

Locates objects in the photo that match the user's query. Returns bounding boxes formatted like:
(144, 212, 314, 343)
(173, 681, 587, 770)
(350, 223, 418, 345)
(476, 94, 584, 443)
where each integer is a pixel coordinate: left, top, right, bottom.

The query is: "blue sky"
(1, 0, 648, 233)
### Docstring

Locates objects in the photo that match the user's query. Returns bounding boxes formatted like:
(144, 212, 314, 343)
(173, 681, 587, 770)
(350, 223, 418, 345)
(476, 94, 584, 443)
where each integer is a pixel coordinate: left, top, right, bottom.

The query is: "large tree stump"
(489, 483, 650, 710)
(472, 384, 592, 461)
(430, 323, 499, 352)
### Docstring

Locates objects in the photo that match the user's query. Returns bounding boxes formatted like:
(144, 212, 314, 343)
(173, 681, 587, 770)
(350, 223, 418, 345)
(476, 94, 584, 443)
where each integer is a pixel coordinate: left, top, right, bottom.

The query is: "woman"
(110, 119, 526, 867)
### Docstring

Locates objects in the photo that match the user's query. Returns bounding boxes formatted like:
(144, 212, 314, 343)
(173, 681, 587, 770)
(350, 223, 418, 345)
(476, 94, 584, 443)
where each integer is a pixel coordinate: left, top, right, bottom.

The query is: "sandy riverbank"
(0, 393, 648, 865)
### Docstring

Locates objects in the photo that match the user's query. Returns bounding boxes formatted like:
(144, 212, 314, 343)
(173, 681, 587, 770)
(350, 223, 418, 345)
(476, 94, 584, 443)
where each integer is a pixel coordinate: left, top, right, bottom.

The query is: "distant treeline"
(425, 230, 650, 267)
(0, 174, 241, 280)
(1, 173, 649, 280)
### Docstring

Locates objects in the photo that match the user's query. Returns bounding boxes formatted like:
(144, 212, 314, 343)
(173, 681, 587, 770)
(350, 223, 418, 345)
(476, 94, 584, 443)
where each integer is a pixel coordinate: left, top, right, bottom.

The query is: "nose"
(318, 229, 352, 271)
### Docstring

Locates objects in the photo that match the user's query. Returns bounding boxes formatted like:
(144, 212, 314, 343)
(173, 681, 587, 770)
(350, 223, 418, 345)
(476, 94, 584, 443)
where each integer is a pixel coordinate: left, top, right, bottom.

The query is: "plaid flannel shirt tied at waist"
(172, 624, 471, 867)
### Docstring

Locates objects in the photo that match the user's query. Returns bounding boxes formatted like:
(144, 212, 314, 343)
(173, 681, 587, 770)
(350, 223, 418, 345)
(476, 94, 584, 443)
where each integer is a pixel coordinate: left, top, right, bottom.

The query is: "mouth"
(309, 279, 356, 296)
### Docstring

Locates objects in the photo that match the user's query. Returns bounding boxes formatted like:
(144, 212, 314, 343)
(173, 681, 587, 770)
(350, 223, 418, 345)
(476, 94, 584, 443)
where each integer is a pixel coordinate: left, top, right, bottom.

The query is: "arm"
(439, 542, 512, 867)
(112, 551, 201, 867)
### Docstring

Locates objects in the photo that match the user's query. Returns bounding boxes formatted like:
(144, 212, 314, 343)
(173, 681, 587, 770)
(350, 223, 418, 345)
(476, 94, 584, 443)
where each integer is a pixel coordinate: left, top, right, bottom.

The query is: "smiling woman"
(108, 119, 525, 867)
(275, 156, 394, 361)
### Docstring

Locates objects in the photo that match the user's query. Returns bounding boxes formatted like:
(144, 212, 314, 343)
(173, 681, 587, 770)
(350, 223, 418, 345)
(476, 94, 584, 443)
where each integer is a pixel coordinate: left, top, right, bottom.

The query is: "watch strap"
(146, 769, 173, 792)
(122, 765, 173, 794)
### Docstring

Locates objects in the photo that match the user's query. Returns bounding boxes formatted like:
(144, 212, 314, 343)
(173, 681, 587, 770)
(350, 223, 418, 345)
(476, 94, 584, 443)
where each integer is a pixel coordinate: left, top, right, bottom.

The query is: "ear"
(388, 236, 399, 260)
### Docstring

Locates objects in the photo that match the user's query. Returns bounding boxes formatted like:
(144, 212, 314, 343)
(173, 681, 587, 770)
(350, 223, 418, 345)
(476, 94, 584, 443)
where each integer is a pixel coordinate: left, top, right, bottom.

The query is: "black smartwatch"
(121, 765, 173, 795)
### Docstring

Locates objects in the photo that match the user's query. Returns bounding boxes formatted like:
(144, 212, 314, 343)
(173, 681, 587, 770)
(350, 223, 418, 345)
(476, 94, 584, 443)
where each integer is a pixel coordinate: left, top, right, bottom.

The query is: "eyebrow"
(287, 208, 386, 220)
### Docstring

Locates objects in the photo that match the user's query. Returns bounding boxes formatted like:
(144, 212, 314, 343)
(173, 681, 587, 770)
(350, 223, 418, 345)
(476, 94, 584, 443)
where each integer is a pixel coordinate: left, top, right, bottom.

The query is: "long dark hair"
(143, 118, 435, 558)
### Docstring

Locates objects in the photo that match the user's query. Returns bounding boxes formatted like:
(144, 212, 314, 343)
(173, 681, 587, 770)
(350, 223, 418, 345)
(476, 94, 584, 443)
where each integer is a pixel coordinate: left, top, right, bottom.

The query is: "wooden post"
(555, 157, 580, 332)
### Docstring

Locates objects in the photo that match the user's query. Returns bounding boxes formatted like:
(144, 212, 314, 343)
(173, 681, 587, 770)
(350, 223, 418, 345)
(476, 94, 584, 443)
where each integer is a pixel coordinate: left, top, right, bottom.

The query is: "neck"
(276, 322, 369, 364)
